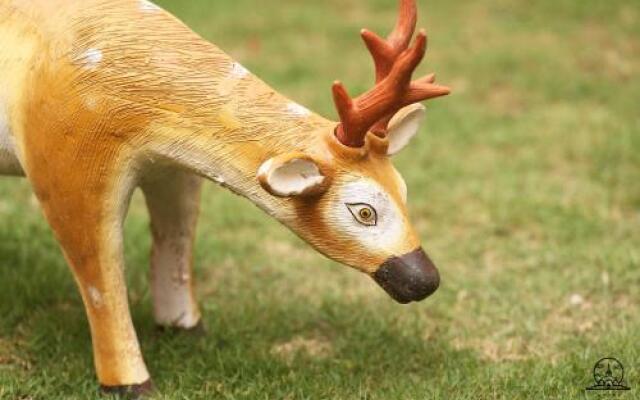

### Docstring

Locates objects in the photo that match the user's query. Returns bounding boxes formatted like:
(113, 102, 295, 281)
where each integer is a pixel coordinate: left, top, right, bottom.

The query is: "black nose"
(373, 248, 440, 304)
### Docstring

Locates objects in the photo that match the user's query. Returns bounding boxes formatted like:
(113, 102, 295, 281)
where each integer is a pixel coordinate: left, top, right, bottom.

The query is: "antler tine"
(332, 1, 450, 148)
(388, 0, 418, 48)
(332, 81, 359, 147)
(360, 0, 417, 82)
(393, 31, 451, 102)
(367, 33, 448, 134)
(393, 30, 427, 85)
(416, 73, 437, 85)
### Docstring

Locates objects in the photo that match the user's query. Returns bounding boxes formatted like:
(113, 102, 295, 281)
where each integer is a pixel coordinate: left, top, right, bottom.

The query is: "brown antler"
(333, 0, 450, 148)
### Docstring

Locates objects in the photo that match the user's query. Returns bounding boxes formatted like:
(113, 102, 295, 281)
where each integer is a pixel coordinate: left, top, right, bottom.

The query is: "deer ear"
(257, 153, 327, 197)
(386, 103, 427, 156)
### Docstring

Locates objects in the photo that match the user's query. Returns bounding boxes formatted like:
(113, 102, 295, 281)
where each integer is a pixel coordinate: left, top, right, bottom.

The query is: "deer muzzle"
(373, 247, 440, 303)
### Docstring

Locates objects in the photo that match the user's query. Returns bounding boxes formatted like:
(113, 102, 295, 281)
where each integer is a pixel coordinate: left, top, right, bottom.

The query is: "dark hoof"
(100, 379, 154, 399)
(156, 319, 206, 336)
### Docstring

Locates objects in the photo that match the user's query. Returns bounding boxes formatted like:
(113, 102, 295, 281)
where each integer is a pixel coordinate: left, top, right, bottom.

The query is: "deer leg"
(141, 169, 202, 330)
(24, 167, 151, 394)
(20, 119, 152, 393)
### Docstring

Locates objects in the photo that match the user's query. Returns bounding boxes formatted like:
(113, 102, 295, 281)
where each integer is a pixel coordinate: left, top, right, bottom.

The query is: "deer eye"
(346, 203, 377, 226)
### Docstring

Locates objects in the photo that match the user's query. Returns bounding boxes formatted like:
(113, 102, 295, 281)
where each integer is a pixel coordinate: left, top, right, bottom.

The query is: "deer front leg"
(23, 148, 151, 394)
(141, 169, 202, 330)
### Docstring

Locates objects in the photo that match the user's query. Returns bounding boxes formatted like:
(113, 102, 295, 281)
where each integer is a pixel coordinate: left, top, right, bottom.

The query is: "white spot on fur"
(83, 95, 98, 111)
(140, 0, 161, 12)
(211, 174, 226, 185)
(287, 102, 311, 117)
(78, 48, 102, 69)
(88, 286, 103, 308)
(230, 62, 249, 78)
(218, 63, 250, 96)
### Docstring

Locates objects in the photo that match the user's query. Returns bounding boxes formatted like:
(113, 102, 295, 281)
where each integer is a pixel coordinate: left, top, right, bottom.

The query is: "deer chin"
(372, 247, 440, 303)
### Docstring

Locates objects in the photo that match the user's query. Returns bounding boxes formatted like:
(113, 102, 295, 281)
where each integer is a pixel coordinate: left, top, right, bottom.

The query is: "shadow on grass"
(0, 233, 481, 398)
(10, 301, 481, 398)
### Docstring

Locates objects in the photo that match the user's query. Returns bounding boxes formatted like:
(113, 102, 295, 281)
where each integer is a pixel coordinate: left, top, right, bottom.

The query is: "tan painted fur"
(0, 0, 432, 389)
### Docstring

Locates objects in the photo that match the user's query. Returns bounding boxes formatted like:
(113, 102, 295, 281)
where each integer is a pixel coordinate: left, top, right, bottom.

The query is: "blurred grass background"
(1, 0, 639, 398)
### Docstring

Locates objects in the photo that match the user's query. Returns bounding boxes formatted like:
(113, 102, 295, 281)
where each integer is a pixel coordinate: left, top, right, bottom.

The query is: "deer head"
(256, 0, 449, 303)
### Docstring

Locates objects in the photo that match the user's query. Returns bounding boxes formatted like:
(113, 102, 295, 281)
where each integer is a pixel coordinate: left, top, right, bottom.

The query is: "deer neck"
(144, 68, 335, 218)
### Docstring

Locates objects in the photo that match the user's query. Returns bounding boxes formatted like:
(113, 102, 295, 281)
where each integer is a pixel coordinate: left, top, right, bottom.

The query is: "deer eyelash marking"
(346, 203, 378, 227)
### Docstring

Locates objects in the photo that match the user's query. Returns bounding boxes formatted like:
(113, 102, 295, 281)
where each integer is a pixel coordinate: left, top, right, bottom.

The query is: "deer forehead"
(332, 157, 408, 205)
(333, 179, 400, 212)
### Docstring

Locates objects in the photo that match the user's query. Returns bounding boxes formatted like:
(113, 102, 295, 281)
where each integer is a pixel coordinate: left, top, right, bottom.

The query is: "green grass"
(1, 0, 639, 398)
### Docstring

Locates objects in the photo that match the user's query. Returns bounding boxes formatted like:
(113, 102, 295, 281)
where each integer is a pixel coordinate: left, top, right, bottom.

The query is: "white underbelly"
(0, 109, 24, 176)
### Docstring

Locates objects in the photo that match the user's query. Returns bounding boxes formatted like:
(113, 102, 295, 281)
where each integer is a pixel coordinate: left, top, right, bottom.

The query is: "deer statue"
(0, 0, 450, 395)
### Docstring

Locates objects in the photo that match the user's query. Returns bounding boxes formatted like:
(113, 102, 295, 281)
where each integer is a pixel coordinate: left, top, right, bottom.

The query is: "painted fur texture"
(0, 0, 449, 394)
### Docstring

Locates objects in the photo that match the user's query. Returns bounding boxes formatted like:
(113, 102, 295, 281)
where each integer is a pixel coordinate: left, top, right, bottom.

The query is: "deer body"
(0, 0, 449, 394)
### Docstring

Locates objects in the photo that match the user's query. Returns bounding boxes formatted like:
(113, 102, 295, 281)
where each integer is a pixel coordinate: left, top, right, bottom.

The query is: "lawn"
(1, 0, 639, 399)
